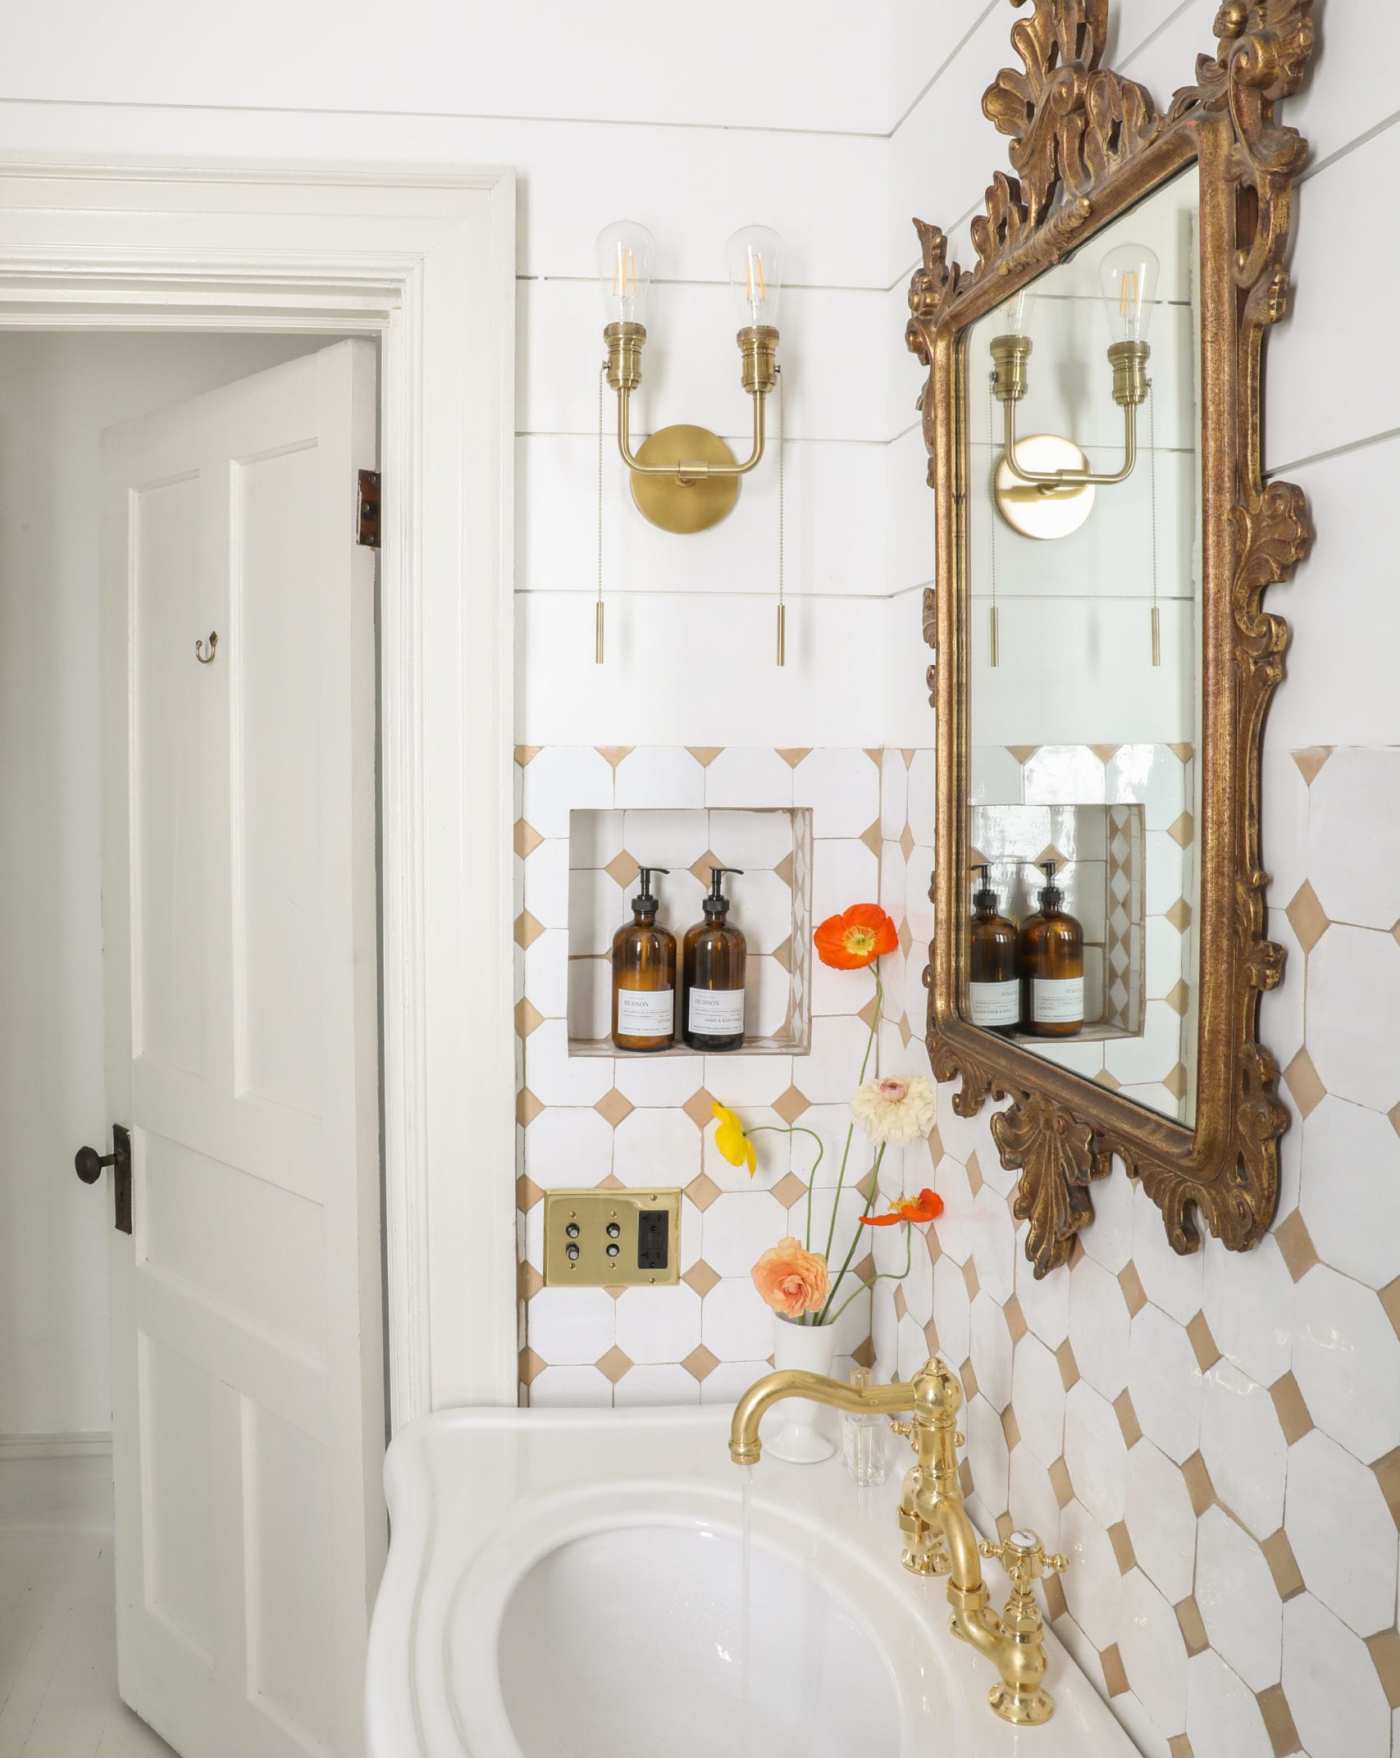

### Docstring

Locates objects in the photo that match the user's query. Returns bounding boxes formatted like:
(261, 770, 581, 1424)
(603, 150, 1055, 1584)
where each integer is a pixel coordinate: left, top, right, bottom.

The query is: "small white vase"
(767, 1314, 838, 1464)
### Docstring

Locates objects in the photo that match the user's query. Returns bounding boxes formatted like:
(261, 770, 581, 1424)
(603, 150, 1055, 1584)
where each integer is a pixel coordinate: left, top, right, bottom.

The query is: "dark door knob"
(75, 1144, 116, 1184)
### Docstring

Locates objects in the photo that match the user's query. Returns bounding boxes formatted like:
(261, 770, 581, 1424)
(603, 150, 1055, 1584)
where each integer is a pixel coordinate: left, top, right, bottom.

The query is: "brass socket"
(989, 333, 1032, 403)
(604, 321, 646, 393)
(737, 324, 779, 395)
(1108, 338, 1151, 408)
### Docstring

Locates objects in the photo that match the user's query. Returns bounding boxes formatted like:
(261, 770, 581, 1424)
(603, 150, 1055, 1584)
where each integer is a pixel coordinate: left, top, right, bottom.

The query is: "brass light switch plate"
(543, 1188, 681, 1287)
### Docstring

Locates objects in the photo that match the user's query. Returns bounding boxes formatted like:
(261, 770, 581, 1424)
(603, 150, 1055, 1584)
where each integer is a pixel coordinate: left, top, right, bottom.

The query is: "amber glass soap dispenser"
(682, 866, 747, 1051)
(1018, 860, 1084, 1037)
(612, 867, 677, 1053)
(968, 864, 1019, 1036)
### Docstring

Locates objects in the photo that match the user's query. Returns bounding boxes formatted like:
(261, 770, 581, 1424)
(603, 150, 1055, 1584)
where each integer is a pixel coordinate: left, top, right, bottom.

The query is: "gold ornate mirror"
(906, 0, 1315, 1277)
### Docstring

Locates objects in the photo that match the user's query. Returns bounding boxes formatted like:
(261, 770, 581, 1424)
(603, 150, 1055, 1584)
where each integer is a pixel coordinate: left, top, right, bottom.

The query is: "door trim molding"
(0, 156, 519, 1426)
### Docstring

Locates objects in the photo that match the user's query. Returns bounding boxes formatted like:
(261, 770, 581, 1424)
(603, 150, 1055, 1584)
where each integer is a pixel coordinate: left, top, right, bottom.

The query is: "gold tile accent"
(1163, 1062, 1189, 1100)
(596, 746, 633, 769)
(1372, 1446, 1400, 1531)
(603, 1284, 628, 1300)
(1056, 1340, 1080, 1391)
(1089, 744, 1121, 766)
(1165, 895, 1193, 933)
(1269, 1371, 1314, 1445)
(1181, 1451, 1216, 1517)
(1049, 1457, 1074, 1508)
(960, 1359, 980, 1402)
(863, 747, 883, 769)
(684, 1172, 721, 1212)
(1168, 1737, 1195, 1758)
(855, 1254, 877, 1287)
(1099, 1643, 1130, 1697)
(1275, 1209, 1319, 1282)
(1168, 743, 1195, 763)
(772, 1085, 811, 1124)
(514, 909, 546, 949)
(686, 746, 724, 768)
(687, 849, 723, 885)
(860, 819, 883, 857)
(995, 1510, 1014, 1544)
(926, 1226, 942, 1265)
(1043, 1573, 1068, 1624)
(771, 936, 793, 974)
(894, 1285, 908, 1322)
(923, 1318, 940, 1355)
(965, 1150, 984, 1196)
(1175, 1595, 1209, 1656)
(682, 1088, 717, 1130)
(1118, 1262, 1148, 1317)
(681, 1343, 720, 1382)
(1165, 979, 1191, 1017)
(853, 1335, 877, 1369)
(595, 1172, 626, 1191)
(1282, 1047, 1326, 1119)
(962, 1259, 981, 1301)
(1257, 1683, 1303, 1758)
(1290, 745, 1334, 787)
(899, 825, 915, 861)
(1186, 1311, 1221, 1373)
(776, 747, 811, 768)
(1284, 879, 1331, 953)
(1113, 1389, 1142, 1449)
(1005, 1295, 1028, 1343)
(1094, 1068, 1123, 1090)
(594, 1087, 635, 1127)
(605, 849, 642, 889)
(1167, 810, 1195, 848)
(1007, 745, 1039, 765)
(518, 1261, 544, 1301)
(516, 1174, 544, 1212)
(928, 1125, 945, 1163)
(772, 1172, 807, 1210)
(1389, 1102, 1400, 1139)
(1260, 1529, 1305, 1600)
(1365, 1629, 1400, 1711)
(958, 1457, 974, 1499)
(1107, 1520, 1135, 1575)
(1033, 842, 1068, 871)
(1379, 1275, 1400, 1344)
(519, 1347, 546, 1386)
(857, 995, 880, 1032)
(1000, 1406, 1021, 1452)
(595, 1344, 633, 1383)
(898, 1012, 913, 1047)
(774, 851, 795, 890)
(514, 745, 542, 767)
(682, 1260, 721, 1299)
(514, 818, 544, 859)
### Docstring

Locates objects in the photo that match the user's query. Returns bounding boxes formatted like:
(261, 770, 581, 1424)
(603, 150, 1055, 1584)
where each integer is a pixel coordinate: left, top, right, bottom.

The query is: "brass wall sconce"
(596, 219, 783, 536)
(989, 243, 1158, 540)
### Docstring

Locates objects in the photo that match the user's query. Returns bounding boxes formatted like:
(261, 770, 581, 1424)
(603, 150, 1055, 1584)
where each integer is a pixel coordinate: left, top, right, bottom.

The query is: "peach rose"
(751, 1236, 830, 1319)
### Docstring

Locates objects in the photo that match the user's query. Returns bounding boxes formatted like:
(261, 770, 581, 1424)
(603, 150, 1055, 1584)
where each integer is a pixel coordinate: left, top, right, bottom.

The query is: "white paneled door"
(99, 341, 384, 1758)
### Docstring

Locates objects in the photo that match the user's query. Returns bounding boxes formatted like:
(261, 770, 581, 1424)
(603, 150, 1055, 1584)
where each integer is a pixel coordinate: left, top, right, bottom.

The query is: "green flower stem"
(826, 1223, 912, 1327)
(816, 1141, 885, 1326)
(746, 1124, 825, 1252)
(821, 966, 883, 1267)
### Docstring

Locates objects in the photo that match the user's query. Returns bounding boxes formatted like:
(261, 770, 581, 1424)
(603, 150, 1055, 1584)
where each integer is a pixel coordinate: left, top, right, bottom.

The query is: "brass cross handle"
(889, 1417, 963, 1447)
(979, 1529, 1069, 1595)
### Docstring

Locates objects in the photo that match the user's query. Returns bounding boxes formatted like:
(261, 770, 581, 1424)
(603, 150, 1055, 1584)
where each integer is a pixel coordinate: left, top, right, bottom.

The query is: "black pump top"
(1034, 860, 1064, 911)
(702, 866, 744, 917)
(632, 867, 669, 913)
(972, 863, 998, 913)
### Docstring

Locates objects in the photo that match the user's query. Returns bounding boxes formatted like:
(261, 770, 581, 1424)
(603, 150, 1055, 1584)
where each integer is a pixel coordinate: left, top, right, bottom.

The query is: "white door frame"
(0, 156, 519, 1429)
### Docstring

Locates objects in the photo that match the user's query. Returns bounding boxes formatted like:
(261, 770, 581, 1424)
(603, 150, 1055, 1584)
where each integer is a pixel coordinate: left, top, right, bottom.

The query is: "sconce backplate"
(993, 433, 1095, 541)
(631, 424, 741, 533)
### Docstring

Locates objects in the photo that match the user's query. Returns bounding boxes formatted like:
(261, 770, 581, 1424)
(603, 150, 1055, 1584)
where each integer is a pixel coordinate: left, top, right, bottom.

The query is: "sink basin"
(367, 1405, 1140, 1757)
(496, 1517, 896, 1758)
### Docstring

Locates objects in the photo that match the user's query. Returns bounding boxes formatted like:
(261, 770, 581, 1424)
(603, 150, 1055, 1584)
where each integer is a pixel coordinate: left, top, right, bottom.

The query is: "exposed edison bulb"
(726, 225, 784, 330)
(1098, 241, 1160, 344)
(595, 220, 656, 327)
(998, 286, 1032, 336)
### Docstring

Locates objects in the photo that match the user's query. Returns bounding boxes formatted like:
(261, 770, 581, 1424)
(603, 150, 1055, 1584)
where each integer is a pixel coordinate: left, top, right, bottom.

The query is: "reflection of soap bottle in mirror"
(683, 867, 747, 1051)
(968, 864, 1020, 1036)
(612, 867, 677, 1053)
(1019, 861, 1084, 1037)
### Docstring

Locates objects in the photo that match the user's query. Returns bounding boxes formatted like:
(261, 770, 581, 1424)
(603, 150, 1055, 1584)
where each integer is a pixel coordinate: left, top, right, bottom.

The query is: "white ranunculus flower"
(850, 1074, 936, 1145)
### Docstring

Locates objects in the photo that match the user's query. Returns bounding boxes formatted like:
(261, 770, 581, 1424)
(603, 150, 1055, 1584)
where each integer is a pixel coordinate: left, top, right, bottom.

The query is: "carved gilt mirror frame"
(906, 0, 1316, 1277)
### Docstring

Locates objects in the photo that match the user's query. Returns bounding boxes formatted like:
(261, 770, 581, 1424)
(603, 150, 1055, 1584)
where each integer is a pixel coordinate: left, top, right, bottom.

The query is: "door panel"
(102, 339, 383, 1758)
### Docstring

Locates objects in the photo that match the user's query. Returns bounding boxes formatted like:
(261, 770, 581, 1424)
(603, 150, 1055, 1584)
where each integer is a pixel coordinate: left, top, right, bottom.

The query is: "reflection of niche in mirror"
(962, 167, 1201, 1127)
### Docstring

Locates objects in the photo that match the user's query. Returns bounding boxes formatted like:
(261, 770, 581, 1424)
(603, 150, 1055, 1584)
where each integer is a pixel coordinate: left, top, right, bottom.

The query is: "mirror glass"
(961, 167, 1201, 1125)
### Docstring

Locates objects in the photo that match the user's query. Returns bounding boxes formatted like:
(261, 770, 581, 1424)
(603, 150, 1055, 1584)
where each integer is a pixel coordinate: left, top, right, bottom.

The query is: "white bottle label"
(688, 987, 746, 1035)
(969, 977, 1020, 1028)
(616, 988, 674, 1036)
(1032, 976, 1084, 1024)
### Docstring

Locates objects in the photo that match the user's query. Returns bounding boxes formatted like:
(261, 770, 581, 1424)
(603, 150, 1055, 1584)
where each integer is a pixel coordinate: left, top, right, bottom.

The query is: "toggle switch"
(542, 1189, 681, 1286)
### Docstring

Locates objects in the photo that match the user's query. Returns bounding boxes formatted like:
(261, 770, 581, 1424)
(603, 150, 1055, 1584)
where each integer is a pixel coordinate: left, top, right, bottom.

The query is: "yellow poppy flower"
(711, 1101, 757, 1176)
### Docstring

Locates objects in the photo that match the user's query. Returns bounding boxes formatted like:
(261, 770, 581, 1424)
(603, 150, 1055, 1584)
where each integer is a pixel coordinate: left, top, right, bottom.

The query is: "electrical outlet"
(542, 1188, 681, 1287)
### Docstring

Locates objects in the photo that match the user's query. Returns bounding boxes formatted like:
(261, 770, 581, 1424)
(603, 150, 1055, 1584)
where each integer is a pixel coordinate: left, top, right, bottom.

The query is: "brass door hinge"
(357, 469, 381, 549)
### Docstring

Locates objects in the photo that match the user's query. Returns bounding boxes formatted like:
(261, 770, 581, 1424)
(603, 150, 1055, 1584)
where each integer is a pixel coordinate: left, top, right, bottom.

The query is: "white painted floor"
(0, 1455, 176, 1757)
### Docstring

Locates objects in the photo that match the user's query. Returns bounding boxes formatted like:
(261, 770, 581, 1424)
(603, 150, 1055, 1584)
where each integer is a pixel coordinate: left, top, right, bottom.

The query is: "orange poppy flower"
(860, 1187, 945, 1227)
(813, 903, 898, 970)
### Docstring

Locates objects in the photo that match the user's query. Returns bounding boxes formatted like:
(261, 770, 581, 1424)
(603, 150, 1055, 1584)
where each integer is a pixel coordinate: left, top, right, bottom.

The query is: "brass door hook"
(195, 631, 218, 664)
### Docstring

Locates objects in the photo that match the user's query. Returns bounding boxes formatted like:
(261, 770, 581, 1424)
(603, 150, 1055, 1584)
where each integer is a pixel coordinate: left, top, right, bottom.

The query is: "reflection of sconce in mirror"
(989, 243, 1158, 541)
(597, 219, 783, 537)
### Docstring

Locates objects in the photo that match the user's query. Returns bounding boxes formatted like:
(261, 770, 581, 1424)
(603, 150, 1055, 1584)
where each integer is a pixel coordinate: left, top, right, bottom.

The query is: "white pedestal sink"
(366, 1406, 1138, 1757)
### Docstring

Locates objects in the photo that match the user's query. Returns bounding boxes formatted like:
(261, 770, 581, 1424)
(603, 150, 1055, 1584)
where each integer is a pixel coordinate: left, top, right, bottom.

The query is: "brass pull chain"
(1147, 378, 1160, 666)
(987, 371, 1000, 667)
(775, 363, 786, 666)
(595, 360, 606, 664)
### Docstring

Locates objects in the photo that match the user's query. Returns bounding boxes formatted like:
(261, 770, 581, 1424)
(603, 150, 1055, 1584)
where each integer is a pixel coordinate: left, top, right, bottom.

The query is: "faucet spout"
(728, 1367, 924, 1465)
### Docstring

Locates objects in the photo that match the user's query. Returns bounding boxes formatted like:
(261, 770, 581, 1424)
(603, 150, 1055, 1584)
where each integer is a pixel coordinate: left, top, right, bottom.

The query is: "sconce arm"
(616, 384, 767, 480)
(1002, 397, 1138, 489)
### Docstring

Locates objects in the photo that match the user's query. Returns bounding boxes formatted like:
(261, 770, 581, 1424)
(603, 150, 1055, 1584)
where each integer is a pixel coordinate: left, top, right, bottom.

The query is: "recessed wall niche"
(567, 807, 813, 1056)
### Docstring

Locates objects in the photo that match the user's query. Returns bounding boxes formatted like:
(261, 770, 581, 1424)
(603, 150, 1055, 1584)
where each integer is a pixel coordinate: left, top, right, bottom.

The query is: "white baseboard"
(0, 1431, 112, 1462)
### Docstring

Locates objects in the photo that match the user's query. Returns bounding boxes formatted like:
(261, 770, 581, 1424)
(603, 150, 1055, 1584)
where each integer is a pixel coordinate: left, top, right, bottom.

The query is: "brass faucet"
(729, 1355, 1068, 1726)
